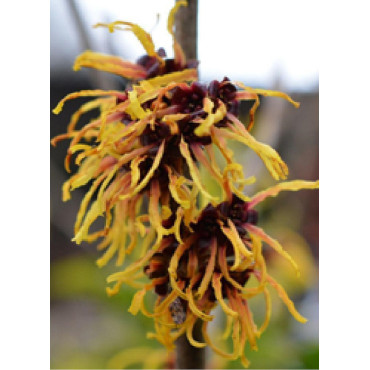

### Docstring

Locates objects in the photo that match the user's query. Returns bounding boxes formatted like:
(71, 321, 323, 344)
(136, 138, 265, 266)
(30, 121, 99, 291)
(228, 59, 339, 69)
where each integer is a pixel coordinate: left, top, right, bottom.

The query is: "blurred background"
(50, 0, 319, 368)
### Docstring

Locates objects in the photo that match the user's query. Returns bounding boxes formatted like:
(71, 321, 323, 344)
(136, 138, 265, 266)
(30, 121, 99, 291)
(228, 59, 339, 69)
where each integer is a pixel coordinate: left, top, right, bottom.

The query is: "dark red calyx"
(136, 55, 161, 78)
(207, 77, 240, 122)
(144, 239, 178, 296)
(140, 122, 171, 147)
(170, 82, 207, 114)
(178, 120, 212, 146)
(136, 47, 199, 80)
(219, 77, 237, 101)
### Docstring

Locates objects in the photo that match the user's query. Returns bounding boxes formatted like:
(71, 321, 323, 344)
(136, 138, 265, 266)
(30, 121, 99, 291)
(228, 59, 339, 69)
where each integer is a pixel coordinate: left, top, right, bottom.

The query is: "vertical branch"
(173, 1, 203, 368)
(174, 0, 198, 60)
(175, 319, 205, 369)
(174, 3, 203, 368)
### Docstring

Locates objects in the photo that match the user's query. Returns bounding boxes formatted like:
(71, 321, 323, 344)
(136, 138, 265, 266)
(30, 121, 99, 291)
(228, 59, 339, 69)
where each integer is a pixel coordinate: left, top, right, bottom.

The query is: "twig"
(173, 1, 204, 368)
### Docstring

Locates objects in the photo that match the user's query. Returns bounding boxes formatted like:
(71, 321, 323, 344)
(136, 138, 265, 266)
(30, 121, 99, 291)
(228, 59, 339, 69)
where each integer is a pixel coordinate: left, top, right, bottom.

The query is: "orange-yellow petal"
(246, 224, 299, 276)
(74, 50, 147, 79)
(167, 0, 187, 66)
(249, 180, 319, 208)
(94, 21, 159, 59)
(266, 274, 307, 323)
(52, 90, 126, 115)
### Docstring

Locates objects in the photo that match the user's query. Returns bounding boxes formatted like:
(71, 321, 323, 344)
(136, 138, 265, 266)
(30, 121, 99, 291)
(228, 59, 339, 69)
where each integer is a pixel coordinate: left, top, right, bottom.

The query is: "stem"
(174, 1, 203, 368)
(174, 0, 198, 60)
(175, 319, 205, 369)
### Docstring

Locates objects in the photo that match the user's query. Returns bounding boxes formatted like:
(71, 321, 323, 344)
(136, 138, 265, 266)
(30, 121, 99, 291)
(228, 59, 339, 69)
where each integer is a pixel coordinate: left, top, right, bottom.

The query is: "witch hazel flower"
(52, 1, 319, 368)
(51, 70, 300, 269)
(107, 180, 318, 367)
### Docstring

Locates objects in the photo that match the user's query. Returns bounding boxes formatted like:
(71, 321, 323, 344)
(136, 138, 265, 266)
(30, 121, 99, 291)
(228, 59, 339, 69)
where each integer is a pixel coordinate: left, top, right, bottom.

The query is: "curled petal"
(130, 155, 147, 189)
(223, 163, 254, 202)
(222, 314, 234, 340)
(128, 288, 147, 315)
(212, 273, 239, 318)
(236, 82, 300, 108)
(65, 111, 125, 172)
(147, 180, 163, 242)
(143, 69, 198, 90)
(74, 50, 147, 79)
(167, 0, 187, 66)
(168, 237, 195, 299)
(126, 89, 151, 120)
(186, 316, 207, 348)
(52, 90, 126, 115)
(191, 143, 223, 184)
(249, 180, 319, 208)
(246, 224, 299, 276)
(72, 200, 103, 244)
(179, 137, 217, 201)
(75, 173, 107, 233)
(220, 220, 253, 271)
(202, 320, 240, 360)
(115, 204, 130, 266)
(256, 287, 272, 337)
(210, 127, 234, 164)
(194, 98, 227, 136)
(227, 290, 257, 351)
(166, 166, 191, 209)
(96, 229, 122, 268)
(67, 97, 116, 133)
(223, 115, 288, 180)
(94, 21, 159, 59)
(172, 207, 184, 244)
(250, 235, 266, 281)
(235, 82, 299, 131)
(106, 235, 163, 283)
(265, 274, 308, 323)
(234, 90, 260, 131)
(124, 196, 142, 255)
(196, 238, 217, 298)
(138, 227, 156, 258)
(161, 113, 185, 135)
(243, 301, 258, 351)
(218, 245, 244, 291)
(120, 141, 165, 200)
(220, 224, 240, 270)
(227, 219, 253, 260)
(186, 287, 214, 321)
(134, 141, 164, 194)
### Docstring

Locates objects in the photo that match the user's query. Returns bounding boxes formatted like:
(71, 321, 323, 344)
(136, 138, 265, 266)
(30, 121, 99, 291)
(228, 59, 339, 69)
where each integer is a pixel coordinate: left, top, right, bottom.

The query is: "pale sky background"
(51, 0, 319, 91)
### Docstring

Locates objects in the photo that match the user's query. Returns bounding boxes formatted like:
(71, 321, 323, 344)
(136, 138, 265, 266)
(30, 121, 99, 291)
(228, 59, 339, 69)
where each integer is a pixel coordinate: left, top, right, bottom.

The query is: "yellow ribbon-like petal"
(74, 50, 147, 79)
(212, 273, 239, 318)
(266, 274, 307, 323)
(246, 224, 300, 276)
(167, 0, 187, 66)
(179, 137, 217, 201)
(53, 90, 126, 115)
(94, 21, 159, 59)
(249, 180, 319, 208)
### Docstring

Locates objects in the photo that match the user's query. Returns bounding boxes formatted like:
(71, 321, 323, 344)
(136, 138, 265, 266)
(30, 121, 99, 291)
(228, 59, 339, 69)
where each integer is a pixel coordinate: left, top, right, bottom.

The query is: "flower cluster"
(52, 1, 319, 367)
